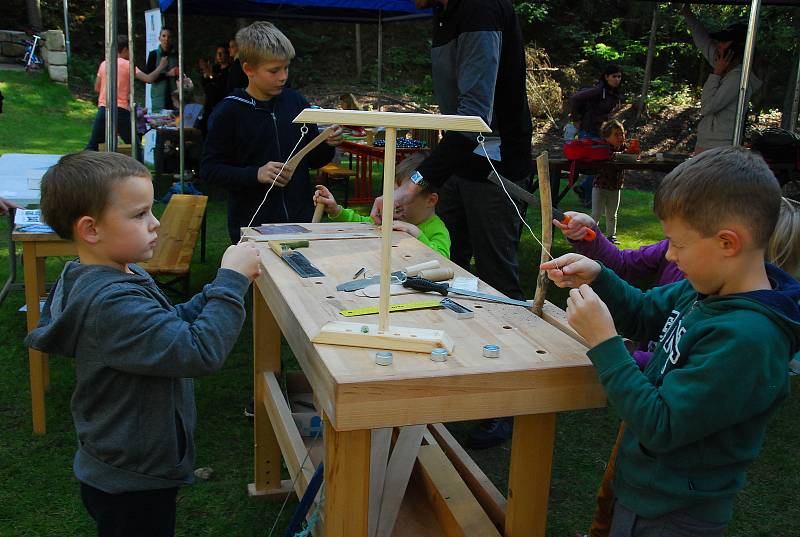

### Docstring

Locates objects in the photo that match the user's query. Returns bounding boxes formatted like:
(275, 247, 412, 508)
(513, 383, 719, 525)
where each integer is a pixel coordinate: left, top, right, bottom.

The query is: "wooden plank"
(369, 428, 393, 537)
(286, 126, 336, 170)
(139, 194, 207, 273)
(416, 444, 502, 537)
(505, 413, 556, 537)
(252, 288, 284, 494)
(376, 425, 426, 537)
(324, 417, 371, 537)
(294, 109, 491, 133)
(313, 321, 454, 354)
(532, 152, 552, 317)
(427, 424, 506, 531)
(262, 371, 316, 496)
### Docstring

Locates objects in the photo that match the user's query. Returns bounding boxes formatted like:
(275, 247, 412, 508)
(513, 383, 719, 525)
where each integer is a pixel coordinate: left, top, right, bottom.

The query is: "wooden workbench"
(246, 222, 606, 537)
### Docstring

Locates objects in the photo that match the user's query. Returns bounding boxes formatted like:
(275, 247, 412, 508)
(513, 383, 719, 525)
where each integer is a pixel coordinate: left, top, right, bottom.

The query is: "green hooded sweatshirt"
(588, 263, 800, 523)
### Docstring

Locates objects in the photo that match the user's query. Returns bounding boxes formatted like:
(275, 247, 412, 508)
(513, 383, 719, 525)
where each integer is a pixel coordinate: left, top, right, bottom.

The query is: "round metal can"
(430, 348, 448, 362)
(482, 344, 500, 359)
(375, 351, 393, 366)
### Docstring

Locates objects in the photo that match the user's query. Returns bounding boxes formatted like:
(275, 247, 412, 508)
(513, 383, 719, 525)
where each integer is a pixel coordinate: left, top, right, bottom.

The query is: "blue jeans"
(86, 106, 141, 158)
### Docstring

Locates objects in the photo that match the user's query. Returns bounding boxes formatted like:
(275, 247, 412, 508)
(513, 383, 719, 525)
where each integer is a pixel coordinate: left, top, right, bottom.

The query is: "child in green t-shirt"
(313, 154, 450, 258)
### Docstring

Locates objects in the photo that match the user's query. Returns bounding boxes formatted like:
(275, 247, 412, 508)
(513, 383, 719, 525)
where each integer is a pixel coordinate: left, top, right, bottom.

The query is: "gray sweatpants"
(592, 187, 621, 237)
(609, 501, 727, 537)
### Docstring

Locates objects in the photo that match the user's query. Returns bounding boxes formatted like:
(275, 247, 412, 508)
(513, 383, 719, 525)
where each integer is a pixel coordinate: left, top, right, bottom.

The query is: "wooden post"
(532, 153, 552, 318)
(251, 284, 284, 494)
(505, 413, 557, 537)
(324, 417, 371, 536)
(378, 127, 397, 333)
(23, 243, 46, 434)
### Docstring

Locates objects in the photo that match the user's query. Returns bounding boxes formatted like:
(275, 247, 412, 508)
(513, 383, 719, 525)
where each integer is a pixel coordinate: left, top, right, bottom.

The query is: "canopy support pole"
(105, 0, 118, 152)
(127, 0, 137, 161)
(377, 11, 382, 111)
(63, 0, 71, 64)
(790, 49, 800, 133)
(733, 0, 761, 146)
(178, 0, 185, 191)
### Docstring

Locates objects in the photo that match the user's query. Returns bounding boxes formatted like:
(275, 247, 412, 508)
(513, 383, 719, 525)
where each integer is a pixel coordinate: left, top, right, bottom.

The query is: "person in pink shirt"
(86, 35, 169, 154)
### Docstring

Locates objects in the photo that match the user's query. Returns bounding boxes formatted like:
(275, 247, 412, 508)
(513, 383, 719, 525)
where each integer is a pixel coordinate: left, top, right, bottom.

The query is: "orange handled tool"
(553, 207, 597, 241)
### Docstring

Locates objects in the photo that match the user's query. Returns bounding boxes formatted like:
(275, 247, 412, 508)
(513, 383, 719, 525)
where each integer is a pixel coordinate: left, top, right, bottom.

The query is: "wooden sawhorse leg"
(249, 284, 292, 498)
(505, 413, 557, 537)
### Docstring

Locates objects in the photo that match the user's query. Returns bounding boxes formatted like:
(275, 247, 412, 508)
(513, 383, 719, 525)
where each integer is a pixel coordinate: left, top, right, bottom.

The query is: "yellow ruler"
(339, 300, 443, 317)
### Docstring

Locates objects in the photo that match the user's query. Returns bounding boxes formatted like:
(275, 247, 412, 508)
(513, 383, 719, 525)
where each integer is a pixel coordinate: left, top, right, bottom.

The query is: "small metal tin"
(482, 344, 500, 359)
(430, 348, 448, 362)
(375, 351, 393, 366)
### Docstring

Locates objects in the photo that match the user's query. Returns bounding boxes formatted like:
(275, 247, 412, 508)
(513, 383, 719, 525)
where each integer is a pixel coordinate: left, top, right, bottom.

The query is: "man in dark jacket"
(370, 0, 533, 449)
(371, 0, 533, 302)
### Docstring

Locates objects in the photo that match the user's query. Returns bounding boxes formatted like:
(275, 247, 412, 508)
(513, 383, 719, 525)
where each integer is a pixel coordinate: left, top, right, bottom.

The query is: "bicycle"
(18, 32, 44, 72)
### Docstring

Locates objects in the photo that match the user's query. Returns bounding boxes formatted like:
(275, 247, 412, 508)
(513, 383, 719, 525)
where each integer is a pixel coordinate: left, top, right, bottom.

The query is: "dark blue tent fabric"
(159, 0, 431, 22)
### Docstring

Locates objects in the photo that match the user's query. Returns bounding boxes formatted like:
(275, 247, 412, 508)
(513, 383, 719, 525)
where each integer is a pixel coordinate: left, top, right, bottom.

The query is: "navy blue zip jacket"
(200, 88, 334, 242)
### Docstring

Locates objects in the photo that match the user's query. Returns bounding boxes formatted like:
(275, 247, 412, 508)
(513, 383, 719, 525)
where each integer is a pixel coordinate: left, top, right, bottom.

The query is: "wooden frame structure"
(293, 109, 490, 356)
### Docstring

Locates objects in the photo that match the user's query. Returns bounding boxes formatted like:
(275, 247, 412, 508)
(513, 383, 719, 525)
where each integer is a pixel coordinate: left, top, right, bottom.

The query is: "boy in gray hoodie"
(25, 151, 261, 537)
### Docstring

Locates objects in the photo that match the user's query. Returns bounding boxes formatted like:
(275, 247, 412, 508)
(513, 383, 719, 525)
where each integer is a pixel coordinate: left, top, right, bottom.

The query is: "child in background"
(592, 119, 627, 244)
(544, 147, 800, 536)
(558, 198, 800, 537)
(25, 151, 261, 537)
(313, 152, 450, 259)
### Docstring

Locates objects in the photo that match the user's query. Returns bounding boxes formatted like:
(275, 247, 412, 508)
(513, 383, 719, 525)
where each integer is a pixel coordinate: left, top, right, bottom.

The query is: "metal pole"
(105, 0, 118, 152)
(178, 0, 185, 192)
(377, 11, 382, 111)
(733, 0, 761, 146)
(62, 0, 71, 64)
(791, 49, 800, 133)
(636, 4, 658, 120)
(127, 0, 137, 161)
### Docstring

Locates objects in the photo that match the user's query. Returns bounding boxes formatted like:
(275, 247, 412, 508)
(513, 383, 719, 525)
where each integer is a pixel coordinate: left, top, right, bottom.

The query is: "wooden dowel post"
(312, 202, 325, 223)
(532, 152, 552, 317)
(378, 127, 397, 333)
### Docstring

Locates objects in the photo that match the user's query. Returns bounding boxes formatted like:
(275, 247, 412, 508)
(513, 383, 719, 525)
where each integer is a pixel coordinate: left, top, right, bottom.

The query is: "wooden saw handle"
(312, 202, 325, 223)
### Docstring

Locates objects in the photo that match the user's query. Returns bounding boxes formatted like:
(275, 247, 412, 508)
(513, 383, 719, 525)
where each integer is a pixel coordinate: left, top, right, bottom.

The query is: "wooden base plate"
(312, 322, 455, 354)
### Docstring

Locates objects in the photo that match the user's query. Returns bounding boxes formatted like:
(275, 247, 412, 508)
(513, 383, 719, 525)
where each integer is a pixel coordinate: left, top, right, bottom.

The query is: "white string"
(238, 124, 310, 245)
(476, 135, 557, 267)
(265, 424, 323, 537)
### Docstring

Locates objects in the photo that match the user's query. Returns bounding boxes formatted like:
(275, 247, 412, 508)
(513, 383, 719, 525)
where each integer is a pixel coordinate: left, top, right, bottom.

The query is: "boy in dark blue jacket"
(201, 21, 341, 243)
(25, 151, 262, 537)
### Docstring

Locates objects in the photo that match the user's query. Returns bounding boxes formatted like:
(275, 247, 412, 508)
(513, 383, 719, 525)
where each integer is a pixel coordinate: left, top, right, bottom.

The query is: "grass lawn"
(0, 72, 797, 536)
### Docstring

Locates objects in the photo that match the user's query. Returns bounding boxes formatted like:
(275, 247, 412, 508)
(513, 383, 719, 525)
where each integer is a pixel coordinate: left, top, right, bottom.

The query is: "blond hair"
(394, 151, 430, 188)
(768, 197, 800, 277)
(654, 146, 781, 247)
(236, 21, 295, 67)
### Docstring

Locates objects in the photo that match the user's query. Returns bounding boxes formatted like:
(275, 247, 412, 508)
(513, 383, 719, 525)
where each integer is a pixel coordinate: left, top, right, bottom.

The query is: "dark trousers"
(436, 174, 526, 300)
(86, 106, 140, 157)
(80, 482, 179, 537)
(609, 500, 726, 537)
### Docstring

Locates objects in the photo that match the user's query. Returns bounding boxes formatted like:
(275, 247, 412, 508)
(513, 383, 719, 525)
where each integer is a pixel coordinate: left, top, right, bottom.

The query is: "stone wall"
(0, 29, 68, 83)
(43, 30, 68, 83)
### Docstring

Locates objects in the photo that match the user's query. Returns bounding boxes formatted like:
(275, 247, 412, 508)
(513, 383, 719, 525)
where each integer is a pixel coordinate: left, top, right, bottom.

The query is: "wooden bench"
(139, 194, 208, 298)
(318, 162, 356, 207)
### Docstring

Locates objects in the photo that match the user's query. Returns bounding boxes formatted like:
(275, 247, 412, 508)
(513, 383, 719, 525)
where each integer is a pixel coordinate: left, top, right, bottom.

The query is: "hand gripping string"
(238, 124, 310, 245)
(476, 134, 558, 269)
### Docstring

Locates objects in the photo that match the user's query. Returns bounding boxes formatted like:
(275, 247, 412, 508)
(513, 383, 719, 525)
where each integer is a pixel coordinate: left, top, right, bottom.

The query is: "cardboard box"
(288, 392, 322, 438)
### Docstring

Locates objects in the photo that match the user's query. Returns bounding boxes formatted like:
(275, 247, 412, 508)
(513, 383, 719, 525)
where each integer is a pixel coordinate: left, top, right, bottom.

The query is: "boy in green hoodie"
(313, 153, 450, 259)
(542, 146, 800, 536)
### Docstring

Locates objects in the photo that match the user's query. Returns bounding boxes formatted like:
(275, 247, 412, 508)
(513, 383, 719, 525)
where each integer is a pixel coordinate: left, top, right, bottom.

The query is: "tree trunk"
(26, 0, 43, 29)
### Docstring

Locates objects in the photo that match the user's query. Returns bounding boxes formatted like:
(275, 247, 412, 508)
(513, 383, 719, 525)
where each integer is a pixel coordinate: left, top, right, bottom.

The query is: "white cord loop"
(476, 135, 558, 268)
